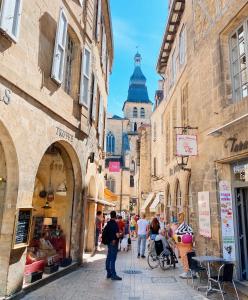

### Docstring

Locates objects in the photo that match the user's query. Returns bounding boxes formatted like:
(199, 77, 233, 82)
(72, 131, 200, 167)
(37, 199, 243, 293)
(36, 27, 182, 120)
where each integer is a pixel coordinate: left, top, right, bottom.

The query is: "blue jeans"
(95, 229, 100, 247)
(106, 243, 118, 277)
(137, 234, 146, 256)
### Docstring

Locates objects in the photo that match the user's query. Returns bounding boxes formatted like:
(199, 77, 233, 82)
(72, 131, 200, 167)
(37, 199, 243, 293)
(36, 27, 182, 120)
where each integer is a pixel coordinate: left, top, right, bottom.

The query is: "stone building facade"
(105, 53, 152, 214)
(152, 0, 248, 283)
(0, 0, 113, 297)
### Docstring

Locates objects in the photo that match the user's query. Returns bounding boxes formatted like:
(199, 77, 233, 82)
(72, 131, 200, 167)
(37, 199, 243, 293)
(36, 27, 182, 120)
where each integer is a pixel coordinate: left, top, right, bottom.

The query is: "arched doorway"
(23, 142, 76, 283)
(0, 141, 7, 231)
(0, 121, 19, 298)
(166, 186, 172, 223)
(175, 180, 182, 219)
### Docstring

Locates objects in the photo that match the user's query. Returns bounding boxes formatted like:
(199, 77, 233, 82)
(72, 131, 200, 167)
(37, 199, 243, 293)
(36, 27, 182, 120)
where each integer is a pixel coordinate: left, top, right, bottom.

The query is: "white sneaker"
(179, 272, 190, 279)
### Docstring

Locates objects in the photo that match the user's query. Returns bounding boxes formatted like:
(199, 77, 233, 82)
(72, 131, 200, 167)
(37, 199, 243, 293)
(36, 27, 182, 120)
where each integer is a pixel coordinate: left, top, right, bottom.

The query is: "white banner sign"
(198, 191, 211, 238)
(176, 134, 198, 156)
(219, 181, 236, 261)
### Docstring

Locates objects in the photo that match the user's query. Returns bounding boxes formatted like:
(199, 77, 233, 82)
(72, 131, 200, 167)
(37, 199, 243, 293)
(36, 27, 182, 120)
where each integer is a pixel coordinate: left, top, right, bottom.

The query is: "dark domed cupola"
(126, 53, 151, 103)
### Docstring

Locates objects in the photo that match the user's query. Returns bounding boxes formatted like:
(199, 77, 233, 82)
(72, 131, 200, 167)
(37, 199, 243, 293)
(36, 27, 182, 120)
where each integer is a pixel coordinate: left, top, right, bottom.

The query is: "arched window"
(133, 107, 138, 118)
(106, 132, 115, 154)
(130, 175, 134, 187)
(140, 107, 145, 118)
(134, 122, 137, 132)
(187, 176, 193, 223)
(106, 177, 116, 193)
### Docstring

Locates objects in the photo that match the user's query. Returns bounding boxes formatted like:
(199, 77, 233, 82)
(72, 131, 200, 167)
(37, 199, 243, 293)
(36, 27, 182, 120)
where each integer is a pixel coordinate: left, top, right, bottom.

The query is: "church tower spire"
(134, 52, 142, 66)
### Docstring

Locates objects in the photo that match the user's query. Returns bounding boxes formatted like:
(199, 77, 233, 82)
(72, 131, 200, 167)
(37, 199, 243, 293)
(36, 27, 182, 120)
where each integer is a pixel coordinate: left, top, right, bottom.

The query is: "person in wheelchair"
(155, 229, 177, 265)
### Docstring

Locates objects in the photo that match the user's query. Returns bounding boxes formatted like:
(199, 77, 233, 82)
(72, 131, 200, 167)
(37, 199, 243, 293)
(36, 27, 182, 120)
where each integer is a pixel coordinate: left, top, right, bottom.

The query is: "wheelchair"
(147, 239, 178, 270)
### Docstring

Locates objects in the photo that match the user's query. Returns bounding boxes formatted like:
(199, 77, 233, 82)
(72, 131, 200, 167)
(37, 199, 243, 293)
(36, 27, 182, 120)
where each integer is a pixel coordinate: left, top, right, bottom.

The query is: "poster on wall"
(176, 134, 198, 157)
(109, 161, 120, 172)
(198, 191, 211, 238)
(219, 180, 236, 261)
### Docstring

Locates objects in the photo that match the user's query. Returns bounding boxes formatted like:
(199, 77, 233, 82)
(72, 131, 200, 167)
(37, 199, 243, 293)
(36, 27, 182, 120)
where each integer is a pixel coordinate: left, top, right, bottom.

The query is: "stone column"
(85, 201, 97, 252)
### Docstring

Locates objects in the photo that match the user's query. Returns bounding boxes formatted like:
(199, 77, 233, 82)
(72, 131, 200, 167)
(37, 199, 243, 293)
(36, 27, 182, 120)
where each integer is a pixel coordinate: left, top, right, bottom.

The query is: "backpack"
(102, 224, 110, 245)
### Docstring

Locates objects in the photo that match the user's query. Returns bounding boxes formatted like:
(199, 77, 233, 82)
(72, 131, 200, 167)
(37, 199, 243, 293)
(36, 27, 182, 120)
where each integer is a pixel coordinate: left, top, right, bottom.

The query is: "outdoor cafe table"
(192, 256, 231, 295)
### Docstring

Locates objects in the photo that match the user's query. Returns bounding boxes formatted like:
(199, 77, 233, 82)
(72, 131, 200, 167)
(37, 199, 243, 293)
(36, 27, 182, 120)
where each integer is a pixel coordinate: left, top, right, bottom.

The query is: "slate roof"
(125, 53, 152, 104)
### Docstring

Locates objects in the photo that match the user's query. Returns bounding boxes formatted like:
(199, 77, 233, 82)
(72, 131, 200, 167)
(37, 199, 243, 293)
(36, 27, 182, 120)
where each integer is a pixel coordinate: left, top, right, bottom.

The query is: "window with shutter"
(98, 96, 104, 147)
(91, 80, 98, 121)
(79, 48, 91, 106)
(63, 34, 74, 95)
(101, 24, 107, 73)
(51, 8, 68, 84)
(0, 0, 23, 42)
(106, 55, 110, 92)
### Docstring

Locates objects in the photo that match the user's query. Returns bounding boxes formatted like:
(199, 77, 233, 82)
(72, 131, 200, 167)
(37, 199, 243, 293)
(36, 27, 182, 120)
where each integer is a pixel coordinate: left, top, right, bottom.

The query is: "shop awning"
(98, 199, 116, 207)
(104, 188, 118, 201)
(141, 193, 155, 212)
(87, 197, 116, 207)
(150, 192, 164, 212)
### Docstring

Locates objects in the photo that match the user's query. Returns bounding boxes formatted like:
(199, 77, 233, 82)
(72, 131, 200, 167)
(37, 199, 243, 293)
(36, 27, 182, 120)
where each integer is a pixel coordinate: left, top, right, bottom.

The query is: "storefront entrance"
(232, 159, 248, 280)
(23, 142, 75, 286)
(236, 187, 248, 280)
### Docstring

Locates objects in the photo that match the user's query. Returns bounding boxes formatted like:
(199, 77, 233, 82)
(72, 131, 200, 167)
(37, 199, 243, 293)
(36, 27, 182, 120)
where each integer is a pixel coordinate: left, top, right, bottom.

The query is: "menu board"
(198, 191, 211, 238)
(219, 181, 236, 261)
(13, 208, 32, 248)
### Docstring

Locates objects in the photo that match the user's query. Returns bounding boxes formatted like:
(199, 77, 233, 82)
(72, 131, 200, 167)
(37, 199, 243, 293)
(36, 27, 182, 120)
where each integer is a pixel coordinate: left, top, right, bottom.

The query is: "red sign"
(109, 161, 120, 172)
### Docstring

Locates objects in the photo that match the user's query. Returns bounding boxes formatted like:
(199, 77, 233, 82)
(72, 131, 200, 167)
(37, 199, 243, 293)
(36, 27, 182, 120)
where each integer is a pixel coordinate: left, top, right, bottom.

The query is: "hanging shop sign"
(13, 208, 32, 249)
(176, 134, 198, 156)
(198, 191, 211, 238)
(109, 161, 120, 172)
(219, 180, 236, 261)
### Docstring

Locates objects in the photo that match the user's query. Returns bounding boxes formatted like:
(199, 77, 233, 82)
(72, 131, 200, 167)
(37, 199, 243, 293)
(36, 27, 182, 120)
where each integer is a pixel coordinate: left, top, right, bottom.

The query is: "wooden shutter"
(101, 25, 107, 73)
(91, 79, 97, 121)
(79, 48, 91, 106)
(106, 55, 110, 92)
(98, 96, 104, 147)
(51, 8, 68, 84)
(0, 0, 23, 42)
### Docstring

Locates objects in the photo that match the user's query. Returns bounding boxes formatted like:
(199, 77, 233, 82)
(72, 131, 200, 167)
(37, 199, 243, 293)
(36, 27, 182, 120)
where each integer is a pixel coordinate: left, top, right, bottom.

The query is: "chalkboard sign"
(13, 208, 32, 248)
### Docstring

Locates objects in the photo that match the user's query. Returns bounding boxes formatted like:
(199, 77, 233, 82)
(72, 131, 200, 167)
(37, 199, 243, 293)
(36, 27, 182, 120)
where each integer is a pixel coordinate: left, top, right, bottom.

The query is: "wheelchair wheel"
(159, 255, 171, 270)
(147, 253, 159, 269)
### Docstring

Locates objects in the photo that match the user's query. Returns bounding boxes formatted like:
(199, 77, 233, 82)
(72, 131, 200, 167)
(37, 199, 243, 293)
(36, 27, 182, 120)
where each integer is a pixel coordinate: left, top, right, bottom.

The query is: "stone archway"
(30, 143, 76, 258)
(0, 121, 19, 298)
(33, 141, 83, 260)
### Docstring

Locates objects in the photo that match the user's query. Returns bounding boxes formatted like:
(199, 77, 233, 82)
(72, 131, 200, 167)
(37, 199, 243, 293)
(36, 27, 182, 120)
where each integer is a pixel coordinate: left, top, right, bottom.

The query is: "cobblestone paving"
(22, 241, 237, 300)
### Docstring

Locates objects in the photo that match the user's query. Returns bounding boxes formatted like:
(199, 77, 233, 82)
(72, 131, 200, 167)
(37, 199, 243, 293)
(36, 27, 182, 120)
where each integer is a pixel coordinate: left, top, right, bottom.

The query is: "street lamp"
(176, 156, 191, 172)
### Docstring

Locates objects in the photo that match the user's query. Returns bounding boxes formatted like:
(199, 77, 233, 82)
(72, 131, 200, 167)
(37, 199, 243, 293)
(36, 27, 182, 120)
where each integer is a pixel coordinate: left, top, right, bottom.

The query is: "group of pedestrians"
(97, 209, 194, 281)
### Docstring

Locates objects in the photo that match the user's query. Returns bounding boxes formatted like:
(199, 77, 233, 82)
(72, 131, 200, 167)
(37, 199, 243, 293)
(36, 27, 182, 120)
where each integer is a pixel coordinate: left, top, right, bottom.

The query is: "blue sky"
(108, 0, 169, 117)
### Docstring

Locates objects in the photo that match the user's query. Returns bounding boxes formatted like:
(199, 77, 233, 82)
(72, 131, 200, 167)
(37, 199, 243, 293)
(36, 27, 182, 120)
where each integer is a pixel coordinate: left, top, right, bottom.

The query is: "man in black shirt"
(105, 211, 122, 280)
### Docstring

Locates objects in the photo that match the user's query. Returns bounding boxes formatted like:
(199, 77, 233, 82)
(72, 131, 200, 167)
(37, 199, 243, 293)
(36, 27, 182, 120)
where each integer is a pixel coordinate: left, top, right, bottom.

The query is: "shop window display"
(23, 143, 74, 285)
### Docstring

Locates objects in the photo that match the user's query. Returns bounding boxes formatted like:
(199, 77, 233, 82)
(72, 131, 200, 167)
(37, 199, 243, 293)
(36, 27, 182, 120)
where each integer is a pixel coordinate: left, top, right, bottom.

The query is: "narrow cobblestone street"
(21, 241, 231, 300)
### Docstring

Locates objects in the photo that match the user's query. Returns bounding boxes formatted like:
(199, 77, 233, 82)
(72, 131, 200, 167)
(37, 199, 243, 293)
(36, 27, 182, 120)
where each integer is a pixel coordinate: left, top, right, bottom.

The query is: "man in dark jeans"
(105, 211, 122, 280)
